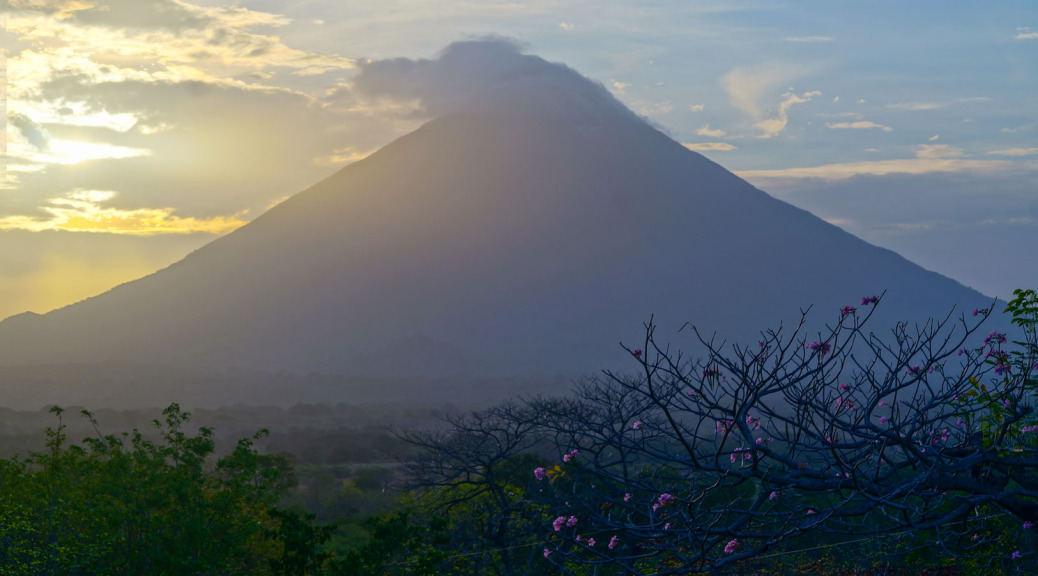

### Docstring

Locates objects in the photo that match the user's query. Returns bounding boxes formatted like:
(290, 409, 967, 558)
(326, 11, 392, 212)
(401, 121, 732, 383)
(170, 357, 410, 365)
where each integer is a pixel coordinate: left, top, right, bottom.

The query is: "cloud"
(0, 190, 247, 235)
(783, 36, 834, 42)
(752, 90, 820, 138)
(929, 134, 939, 141)
(688, 104, 704, 112)
(987, 147, 1038, 156)
(559, 22, 574, 31)
(885, 102, 941, 111)
(826, 121, 893, 132)
(738, 158, 1014, 181)
(682, 142, 736, 151)
(696, 124, 725, 138)
(352, 38, 634, 121)
(720, 63, 820, 138)
(1016, 27, 1038, 40)
(8, 113, 52, 150)
(915, 144, 964, 159)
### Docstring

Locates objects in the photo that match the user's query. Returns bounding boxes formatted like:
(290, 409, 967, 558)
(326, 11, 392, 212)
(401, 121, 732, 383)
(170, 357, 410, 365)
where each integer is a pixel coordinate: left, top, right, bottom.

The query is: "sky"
(0, 0, 1035, 320)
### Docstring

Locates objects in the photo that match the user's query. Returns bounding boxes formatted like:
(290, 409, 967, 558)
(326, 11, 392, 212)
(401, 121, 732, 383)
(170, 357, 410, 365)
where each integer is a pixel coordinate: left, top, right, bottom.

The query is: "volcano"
(0, 42, 995, 401)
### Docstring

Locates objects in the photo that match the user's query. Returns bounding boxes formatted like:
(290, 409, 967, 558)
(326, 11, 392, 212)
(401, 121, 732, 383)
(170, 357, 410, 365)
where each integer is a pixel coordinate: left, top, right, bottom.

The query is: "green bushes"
(0, 404, 325, 575)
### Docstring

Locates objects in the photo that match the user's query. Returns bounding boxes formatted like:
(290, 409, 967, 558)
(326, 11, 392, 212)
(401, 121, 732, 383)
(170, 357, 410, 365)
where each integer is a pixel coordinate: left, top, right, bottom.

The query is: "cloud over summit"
(352, 38, 635, 121)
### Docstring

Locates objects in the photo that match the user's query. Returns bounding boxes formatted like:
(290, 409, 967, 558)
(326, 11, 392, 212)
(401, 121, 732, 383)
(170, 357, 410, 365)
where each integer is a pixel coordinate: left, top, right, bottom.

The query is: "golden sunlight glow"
(0, 191, 248, 235)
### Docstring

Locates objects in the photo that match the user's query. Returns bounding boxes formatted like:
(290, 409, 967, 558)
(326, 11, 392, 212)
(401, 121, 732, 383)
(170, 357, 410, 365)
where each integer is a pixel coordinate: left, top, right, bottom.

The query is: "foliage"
(0, 404, 329, 575)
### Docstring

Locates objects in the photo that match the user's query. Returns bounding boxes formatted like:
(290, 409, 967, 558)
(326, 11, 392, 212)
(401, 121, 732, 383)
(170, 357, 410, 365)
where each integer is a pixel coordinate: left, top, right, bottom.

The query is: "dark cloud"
(353, 37, 636, 121)
(8, 113, 51, 151)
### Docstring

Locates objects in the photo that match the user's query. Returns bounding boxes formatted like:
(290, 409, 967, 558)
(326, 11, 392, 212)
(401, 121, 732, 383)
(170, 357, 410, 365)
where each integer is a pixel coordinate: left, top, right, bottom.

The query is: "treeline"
(0, 402, 443, 464)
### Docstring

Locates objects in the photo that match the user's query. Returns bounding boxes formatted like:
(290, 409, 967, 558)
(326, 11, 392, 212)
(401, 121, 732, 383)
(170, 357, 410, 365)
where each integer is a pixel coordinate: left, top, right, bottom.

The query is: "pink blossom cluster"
(724, 538, 739, 554)
(984, 331, 1007, 347)
(563, 449, 579, 463)
(807, 341, 832, 355)
(652, 493, 676, 511)
(730, 447, 752, 463)
(552, 515, 578, 531)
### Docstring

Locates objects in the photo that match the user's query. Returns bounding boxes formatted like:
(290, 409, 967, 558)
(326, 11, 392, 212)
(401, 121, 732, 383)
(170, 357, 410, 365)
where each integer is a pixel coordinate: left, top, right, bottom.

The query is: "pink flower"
(534, 467, 546, 480)
(1012, 551, 1022, 559)
(807, 341, 832, 355)
(575, 535, 583, 543)
(608, 535, 619, 550)
(878, 400, 886, 406)
(587, 537, 596, 547)
(563, 449, 579, 462)
(769, 491, 779, 501)
(566, 516, 578, 528)
(984, 331, 1006, 347)
(1024, 521, 1033, 530)
(838, 383, 849, 392)
(861, 295, 879, 306)
(879, 416, 888, 424)
(957, 418, 964, 427)
(841, 305, 857, 316)
(552, 516, 567, 531)
(656, 493, 676, 509)
(724, 539, 739, 554)
(632, 349, 643, 357)
(543, 548, 552, 558)
(972, 308, 979, 317)
(624, 492, 632, 502)
(632, 421, 642, 430)
(755, 437, 763, 445)
(664, 522, 670, 530)
(806, 509, 816, 515)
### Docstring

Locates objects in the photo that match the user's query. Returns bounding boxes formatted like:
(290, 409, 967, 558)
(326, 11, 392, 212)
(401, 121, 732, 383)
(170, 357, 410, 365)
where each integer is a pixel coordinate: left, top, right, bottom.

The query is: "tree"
(404, 291, 1038, 574)
(0, 403, 331, 575)
(539, 291, 1037, 574)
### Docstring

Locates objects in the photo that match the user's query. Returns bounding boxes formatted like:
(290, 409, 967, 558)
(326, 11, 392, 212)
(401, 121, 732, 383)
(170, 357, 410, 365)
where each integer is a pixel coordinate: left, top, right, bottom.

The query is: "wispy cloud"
(688, 104, 704, 112)
(0, 190, 247, 235)
(1016, 27, 1038, 39)
(826, 121, 892, 132)
(783, 36, 834, 42)
(559, 22, 574, 31)
(915, 144, 963, 158)
(885, 102, 942, 111)
(682, 142, 736, 151)
(696, 124, 726, 138)
(721, 63, 819, 137)
(987, 147, 1038, 156)
(737, 158, 1012, 181)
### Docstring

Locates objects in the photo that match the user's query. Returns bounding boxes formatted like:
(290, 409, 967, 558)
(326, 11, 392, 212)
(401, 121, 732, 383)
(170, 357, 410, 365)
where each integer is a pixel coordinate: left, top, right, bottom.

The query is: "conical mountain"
(0, 44, 996, 389)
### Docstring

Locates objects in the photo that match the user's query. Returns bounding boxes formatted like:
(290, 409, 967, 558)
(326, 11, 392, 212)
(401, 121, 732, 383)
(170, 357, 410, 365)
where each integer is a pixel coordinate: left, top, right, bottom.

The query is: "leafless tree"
(402, 292, 1038, 574)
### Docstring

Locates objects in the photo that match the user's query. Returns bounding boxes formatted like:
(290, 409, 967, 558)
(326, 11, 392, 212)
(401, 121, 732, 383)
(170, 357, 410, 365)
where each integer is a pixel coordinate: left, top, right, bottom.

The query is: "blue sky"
(0, 0, 1035, 318)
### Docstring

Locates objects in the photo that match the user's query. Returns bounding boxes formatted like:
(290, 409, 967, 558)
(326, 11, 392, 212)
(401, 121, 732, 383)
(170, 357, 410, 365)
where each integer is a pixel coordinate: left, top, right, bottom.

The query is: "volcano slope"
(0, 41, 999, 406)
